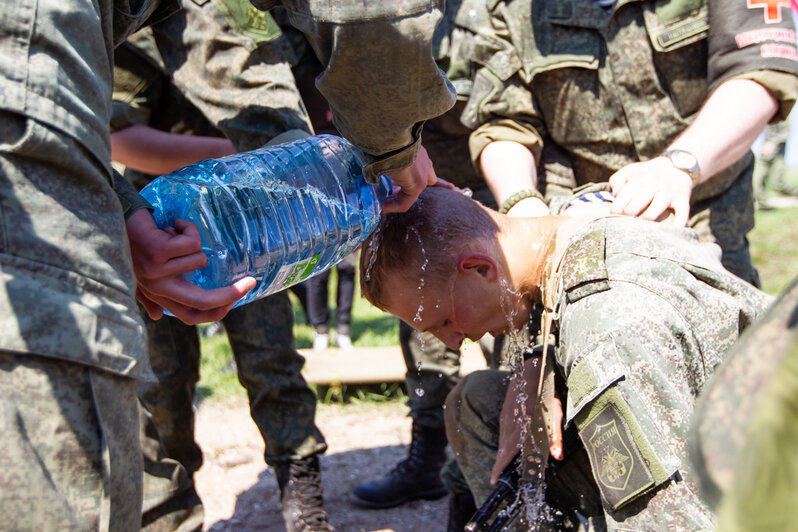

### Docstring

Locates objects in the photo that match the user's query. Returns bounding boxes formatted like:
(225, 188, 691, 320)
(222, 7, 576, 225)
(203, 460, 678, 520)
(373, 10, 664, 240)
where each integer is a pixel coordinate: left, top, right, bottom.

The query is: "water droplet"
(414, 387, 425, 397)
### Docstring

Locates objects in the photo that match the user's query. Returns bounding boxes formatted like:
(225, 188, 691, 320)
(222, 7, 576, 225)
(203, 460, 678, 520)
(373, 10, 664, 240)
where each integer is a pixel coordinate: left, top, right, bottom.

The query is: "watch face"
(666, 150, 699, 179)
(672, 151, 697, 169)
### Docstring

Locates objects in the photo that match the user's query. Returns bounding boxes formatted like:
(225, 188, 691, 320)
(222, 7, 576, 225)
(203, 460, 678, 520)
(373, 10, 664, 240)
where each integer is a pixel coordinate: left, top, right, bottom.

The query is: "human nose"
(434, 330, 464, 350)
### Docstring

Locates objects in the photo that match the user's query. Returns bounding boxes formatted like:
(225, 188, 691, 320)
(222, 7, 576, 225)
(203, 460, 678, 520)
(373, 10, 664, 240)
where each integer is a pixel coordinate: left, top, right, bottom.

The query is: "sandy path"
(195, 398, 449, 531)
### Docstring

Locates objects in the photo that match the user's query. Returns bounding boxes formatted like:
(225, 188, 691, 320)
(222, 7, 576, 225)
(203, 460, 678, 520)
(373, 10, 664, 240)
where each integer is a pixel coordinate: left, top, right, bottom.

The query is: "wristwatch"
(662, 149, 701, 183)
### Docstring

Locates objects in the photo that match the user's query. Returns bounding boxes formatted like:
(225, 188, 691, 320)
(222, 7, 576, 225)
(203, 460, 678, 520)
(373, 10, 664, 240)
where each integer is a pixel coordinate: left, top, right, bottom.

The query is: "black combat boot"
(275, 456, 335, 532)
(350, 422, 448, 508)
(446, 490, 478, 532)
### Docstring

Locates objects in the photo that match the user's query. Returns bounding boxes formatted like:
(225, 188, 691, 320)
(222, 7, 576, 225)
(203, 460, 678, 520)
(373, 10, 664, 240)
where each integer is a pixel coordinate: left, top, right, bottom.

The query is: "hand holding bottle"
(126, 209, 255, 323)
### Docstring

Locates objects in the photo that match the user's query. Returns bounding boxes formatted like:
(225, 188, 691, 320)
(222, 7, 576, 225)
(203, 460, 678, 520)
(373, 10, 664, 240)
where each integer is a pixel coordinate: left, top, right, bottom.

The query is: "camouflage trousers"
(141, 406, 204, 532)
(0, 352, 141, 531)
(139, 291, 327, 528)
(445, 368, 716, 531)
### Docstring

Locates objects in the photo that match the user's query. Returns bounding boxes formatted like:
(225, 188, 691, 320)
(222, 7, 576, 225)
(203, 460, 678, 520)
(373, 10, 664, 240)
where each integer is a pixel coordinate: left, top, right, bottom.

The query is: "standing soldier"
(112, 6, 333, 529)
(464, 0, 798, 286)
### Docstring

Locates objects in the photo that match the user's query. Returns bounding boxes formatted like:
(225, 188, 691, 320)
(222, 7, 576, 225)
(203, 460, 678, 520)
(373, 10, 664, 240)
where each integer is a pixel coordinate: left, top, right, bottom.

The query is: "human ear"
(457, 252, 499, 280)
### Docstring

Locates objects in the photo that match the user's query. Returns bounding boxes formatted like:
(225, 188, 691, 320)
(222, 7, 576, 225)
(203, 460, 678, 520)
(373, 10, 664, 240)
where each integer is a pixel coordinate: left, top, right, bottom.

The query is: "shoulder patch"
(213, 0, 283, 43)
(583, 402, 655, 509)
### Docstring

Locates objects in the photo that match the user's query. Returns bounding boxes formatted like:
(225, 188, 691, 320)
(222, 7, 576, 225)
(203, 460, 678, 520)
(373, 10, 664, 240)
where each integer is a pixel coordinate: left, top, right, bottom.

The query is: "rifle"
(464, 455, 522, 532)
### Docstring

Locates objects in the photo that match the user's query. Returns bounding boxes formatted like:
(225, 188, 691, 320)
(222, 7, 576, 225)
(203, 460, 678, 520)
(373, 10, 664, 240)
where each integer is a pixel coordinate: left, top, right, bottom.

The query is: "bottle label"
(273, 254, 322, 288)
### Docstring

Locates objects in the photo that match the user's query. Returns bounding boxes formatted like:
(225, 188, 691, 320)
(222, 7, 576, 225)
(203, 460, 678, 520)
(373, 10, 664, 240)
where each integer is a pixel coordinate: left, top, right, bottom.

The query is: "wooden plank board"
(300, 342, 488, 385)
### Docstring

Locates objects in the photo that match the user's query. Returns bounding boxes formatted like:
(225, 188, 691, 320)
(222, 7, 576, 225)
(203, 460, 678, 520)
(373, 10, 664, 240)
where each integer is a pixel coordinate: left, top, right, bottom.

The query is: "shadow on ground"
(206, 445, 450, 532)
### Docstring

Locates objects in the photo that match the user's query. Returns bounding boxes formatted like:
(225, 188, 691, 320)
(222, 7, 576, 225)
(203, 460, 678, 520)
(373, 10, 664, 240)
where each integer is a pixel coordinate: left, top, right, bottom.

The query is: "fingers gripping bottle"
(141, 134, 391, 309)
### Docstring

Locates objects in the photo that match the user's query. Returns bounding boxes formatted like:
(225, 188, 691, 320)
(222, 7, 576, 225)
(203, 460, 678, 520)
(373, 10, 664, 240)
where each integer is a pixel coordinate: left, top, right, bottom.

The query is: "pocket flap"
(565, 338, 624, 426)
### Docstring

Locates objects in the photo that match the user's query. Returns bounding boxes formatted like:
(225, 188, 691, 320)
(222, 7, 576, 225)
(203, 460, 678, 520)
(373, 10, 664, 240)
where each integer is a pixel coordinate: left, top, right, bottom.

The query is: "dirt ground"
(194, 397, 450, 532)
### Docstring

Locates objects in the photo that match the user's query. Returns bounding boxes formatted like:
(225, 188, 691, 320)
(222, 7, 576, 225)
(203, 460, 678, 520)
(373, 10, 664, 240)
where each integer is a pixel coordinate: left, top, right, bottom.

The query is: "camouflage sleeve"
(151, 0, 314, 154)
(708, 0, 798, 119)
(112, 168, 153, 219)
(468, 115, 543, 168)
(251, 0, 456, 181)
(559, 286, 715, 527)
(459, 0, 546, 167)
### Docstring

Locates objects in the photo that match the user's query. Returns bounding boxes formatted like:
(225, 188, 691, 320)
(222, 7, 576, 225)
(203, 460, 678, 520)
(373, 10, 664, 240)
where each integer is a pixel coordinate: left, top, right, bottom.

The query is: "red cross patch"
(747, 0, 792, 24)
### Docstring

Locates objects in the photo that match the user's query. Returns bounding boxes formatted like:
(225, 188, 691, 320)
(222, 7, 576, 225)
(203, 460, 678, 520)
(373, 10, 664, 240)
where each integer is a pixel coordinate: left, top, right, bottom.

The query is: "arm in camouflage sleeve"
(461, 0, 549, 216)
(150, 1, 314, 155)
(112, 167, 154, 220)
(251, 0, 457, 183)
(609, 0, 798, 225)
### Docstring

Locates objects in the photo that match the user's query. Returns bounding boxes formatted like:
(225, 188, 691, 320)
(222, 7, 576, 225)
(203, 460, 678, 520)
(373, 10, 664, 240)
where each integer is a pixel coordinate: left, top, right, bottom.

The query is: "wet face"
(383, 264, 528, 350)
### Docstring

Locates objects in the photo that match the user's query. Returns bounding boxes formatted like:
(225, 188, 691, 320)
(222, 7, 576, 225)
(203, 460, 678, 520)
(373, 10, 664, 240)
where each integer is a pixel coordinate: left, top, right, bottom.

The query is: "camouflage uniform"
(690, 275, 798, 531)
(463, 0, 798, 285)
(446, 215, 771, 529)
(0, 0, 454, 527)
(0, 0, 176, 527)
(752, 120, 793, 204)
(114, 11, 335, 526)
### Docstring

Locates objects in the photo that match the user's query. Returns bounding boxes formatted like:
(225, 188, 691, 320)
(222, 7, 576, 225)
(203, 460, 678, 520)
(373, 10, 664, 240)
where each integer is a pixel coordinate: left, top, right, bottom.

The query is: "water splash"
(363, 223, 383, 282)
(408, 225, 430, 397)
(495, 280, 561, 527)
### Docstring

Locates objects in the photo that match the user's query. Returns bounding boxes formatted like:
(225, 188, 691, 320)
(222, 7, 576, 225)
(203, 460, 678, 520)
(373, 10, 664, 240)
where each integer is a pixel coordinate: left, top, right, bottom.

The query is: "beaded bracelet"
(498, 188, 546, 214)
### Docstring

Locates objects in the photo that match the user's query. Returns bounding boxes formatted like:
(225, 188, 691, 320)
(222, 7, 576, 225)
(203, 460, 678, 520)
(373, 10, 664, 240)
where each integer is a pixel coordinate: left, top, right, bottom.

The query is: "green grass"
(195, 328, 246, 402)
(749, 206, 798, 296)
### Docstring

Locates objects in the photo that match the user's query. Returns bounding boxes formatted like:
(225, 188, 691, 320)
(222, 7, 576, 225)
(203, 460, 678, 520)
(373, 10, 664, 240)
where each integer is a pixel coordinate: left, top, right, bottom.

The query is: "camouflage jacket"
(464, 0, 798, 203)
(141, 1, 314, 154)
(548, 215, 771, 527)
(250, 0, 456, 180)
(112, 1, 315, 148)
(690, 275, 798, 518)
(433, 0, 492, 101)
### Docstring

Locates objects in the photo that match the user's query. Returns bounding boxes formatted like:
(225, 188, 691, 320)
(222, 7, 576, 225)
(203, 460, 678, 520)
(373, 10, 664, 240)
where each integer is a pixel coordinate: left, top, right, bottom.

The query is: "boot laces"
(286, 460, 334, 531)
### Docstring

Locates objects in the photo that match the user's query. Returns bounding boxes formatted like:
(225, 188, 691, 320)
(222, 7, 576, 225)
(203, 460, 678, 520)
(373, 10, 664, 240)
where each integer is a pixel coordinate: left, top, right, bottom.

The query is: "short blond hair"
(359, 187, 499, 310)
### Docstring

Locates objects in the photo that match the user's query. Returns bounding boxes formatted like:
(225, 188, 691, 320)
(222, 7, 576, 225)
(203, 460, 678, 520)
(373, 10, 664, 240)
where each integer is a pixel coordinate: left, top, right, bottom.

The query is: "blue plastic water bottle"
(141, 134, 391, 308)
